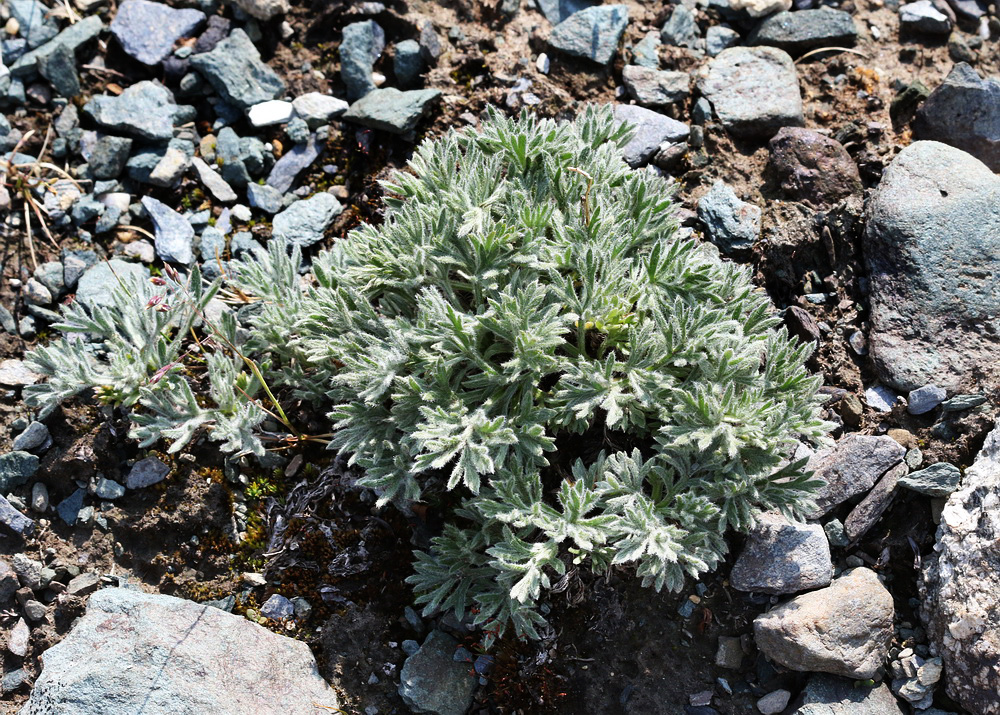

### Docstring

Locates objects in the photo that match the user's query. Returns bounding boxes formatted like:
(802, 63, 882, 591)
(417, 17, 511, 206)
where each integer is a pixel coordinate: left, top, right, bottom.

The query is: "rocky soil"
(0, 0, 999, 713)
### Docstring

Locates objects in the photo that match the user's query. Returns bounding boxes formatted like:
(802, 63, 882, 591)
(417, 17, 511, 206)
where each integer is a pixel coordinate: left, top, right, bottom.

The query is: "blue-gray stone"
(941, 394, 987, 412)
(865, 141, 1000, 392)
(141, 196, 195, 264)
(908, 384, 946, 415)
(0, 495, 33, 536)
(537, 0, 598, 23)
(83, 80, 177, 141)
(71, 196, 105, 225)
(95, 205, 122, 234)
(11, 15, 104, 79)
(239, 136, 267, 176)
(190, 29, 284, 110)
(216, 127, 250, 187)
(88, 135, 133, 180)
(94, 477, 126, 500)
(899, 463, 961, 497)
(698, 180, 761, 253)
(1, 668, 29, 692)
(37, 41, 79, 97)
(34, 261, 64, 296)
(75, 259, 150, 310)
(748, 9, 858, 55)
(272, 193, 343, 248)
(56, 488, 86, 526)
(399, 630, 477, 715)
(0, 306, 15, 334)
(614, 103, 689, 167)
(340, 20, 385, 101)
(706, 25, 740, 57)
(110, 0, 206, 66)
(394, 39, 424, 89)
(230, 231, 259, 257)
(632, 32, 660, 69)
(266, 135, 321, 193)
(247, 182, 283, 214)
(62, 249, 98, 289)
(549, 5, 629, 65)
(284, 116, 310, 145)
(915, 63, 1000, 172)
(661, 4, 698, 47)
(343, 87, 441, 135)
(205, 594, 236, 612)
(12, 423, 48, 453)
(259, 593, 294, 619)
(127, 456, 170, 489)
(402, 639, 420, 656)
(199, 226, 226, 262)
(9, 0, 58, 49)
(0, 451, 39, 491)
(2, 37, 28, 65)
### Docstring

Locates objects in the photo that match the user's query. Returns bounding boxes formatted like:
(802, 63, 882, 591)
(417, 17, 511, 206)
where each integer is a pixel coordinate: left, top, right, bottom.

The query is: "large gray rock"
(399, 630, 477, 715)
(537, 0, 598, 24)
(621, 65, 689, 108)
(748, 9, 858, 55)
(19, 588, 338, 714)
(10, 15, 104, 79)
(864, 140, 1000, 392)
(899, 462, 961, 497)
(921, 423, 1000, 715)
(804, 434, 906, 518)
(660, 4, 698, 47)
(141, 196, 195, 264)
(271, 193, 343, 248)
(697, 47, 803, 139)
(83, 80, 177, 142)
(730, 512, 832, 594)
(75, 260, 150, 310)
(110, 0, 206, 66)
(266, 135, 322, 193)
(914, 63, 1000, 172)
(613, 104, 689, 167)
(697, 180, 761, 253)
(797, 673, 905, 715)
(189, 29, 285, 110)
(340, 20, 384, 101)
(549, 5, 629, 65)
(754, 568, 894, 679)
(343, 88, 441, 135)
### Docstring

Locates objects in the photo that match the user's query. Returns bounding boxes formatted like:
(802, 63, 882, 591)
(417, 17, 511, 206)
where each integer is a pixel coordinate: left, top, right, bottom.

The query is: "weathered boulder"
(864, 140, 1000, 391)
(797, 673, 906, 714)
(19, 588, 338, 714)
(730, 512, 832, 594)
(754, 568, 894, 679)
(921, 422, 1000, 715)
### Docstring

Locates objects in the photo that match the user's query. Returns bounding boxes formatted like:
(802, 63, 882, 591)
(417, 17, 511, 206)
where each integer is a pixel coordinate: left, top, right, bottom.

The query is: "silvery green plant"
(26, 106, 830, 646)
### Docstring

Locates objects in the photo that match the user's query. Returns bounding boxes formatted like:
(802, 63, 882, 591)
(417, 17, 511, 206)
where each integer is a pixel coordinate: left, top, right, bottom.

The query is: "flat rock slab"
(271, 193, 344, 248)
(730, 512, 832, 595)
(613, 104, 689, 167)
(754, 567, 894, 679)
(548, 5, 629, 65)
(343, 88, 441, 135)
(844, 461, 907, 541)
(747, 8, 858, 55)
(19, 588, 338, 714)
(110, 0, 206, 66)
(10, 15, 104, 78)
(697, 46, 803, 139)
(920, 422, 1000, 715)
(0, 359, 43, 386)
(797, 673, 905, 714)
(399, 630, 477, 715)
(864, 140, 1000, 392)
(83, 80, 176, 142)
(190, 28, 285, 110)
(805, 434, 905, 517)
(74, 259, 150, 310)
(915, 63, 1000, 172)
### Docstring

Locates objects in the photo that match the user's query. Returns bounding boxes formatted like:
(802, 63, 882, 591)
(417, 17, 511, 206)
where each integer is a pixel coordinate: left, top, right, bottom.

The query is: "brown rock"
(768, 127, 862, 206)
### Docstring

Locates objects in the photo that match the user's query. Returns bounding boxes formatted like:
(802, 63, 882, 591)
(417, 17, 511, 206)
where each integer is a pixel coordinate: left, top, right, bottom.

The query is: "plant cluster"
(27, 107, 829, 645)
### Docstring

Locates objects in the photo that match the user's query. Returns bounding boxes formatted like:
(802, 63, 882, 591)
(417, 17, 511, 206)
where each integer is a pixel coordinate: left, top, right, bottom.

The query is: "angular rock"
(247, 99, 293, 128)
(110, 0, 206, 66)
(141, 196, 195, 264)
(900, 0, 952, 34)
(768, 127, 861, 206)
(12, 423, 48, 453)
(757, 690, 791, 715)
(730, 512, 832, 594)
(343, 87, 441, 135)
(921, 423, 1000, 715)
(798, 673, 905, 715)
(748, 9, 858, 55)
(19, 588, 339, 714)
(0, 560, 18, 602)
(729, 0, 792, 18)
(706, 26, 740, 57)
(537, 0, 598, 24)
(259, 594, 294, 619)
(660, 5, 698, 47)
(804, 434, 906, 518)
(37, 43, 79, 98)
(232, 0, 289, 21)
(246, 182, 283, 214)
(399, 630, 477, 715)
(613, 104, 689, 167)
(127, 456, 170, 489)
(0, 495, 34, 537)
(697, 180, 761, 253)
(0, 451, 39, 492)
(266, 135, 322, 193)
(66, 572, 100, 597)
(549, 5, 629, 65)
(915, 63, 1000, 171)
(754, 568, 894, 679)
(621, 66, 689, 107)
(271, 193, 343, 248)
(11, 15, 103, 79)
(0, 359, 42, 386)
(394, 39, 424, 89)
(83, 80, 176, 142)
(75, 260, 149, 310)
(292, 92, 348, 128)
(191, 157, 237, 203)
(908, 384, 946, 414)
(844, 461, 906, 541)
(148, 141, 192, 188)
(697, 47, 804, 139)
(340, 20, 384, 101)
(900, 462, 961, 497)
(8, 0, 57, 49)
(56, 488, 85, 526)
(88, 135, 133, 180)
(190, 29, 284, 110)
(631, 31, 661, 68)
(864, 141, 1000, 391)
(8, 617, 29, 656)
